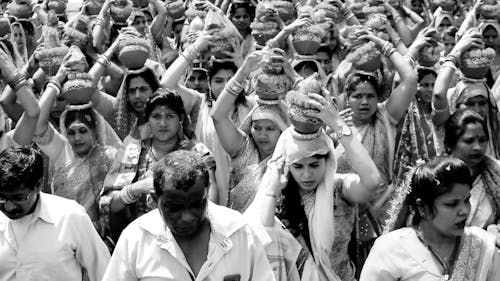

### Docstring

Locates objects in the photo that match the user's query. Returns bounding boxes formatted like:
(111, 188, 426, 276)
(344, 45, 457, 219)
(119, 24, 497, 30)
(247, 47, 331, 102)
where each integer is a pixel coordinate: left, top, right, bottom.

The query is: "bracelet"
(394, 14, 404, 24)
(444, 54, 459, 66)
(441, 60, 457, 71)
(404, 54, 416, 67)
(94, 17, 105, 28)
(6, 71, 27, 92)
(345, 13, 356, 21)
(293, 77, 304, 89)
(12, 79, 28, 92)
(96, 55, 111, 68)
(48, 77, 62, 92)
(181, 45, 201, 64)
(381, 41, 396, 58)
(226, 78, 244, 97)
(432, 103, 449, 114)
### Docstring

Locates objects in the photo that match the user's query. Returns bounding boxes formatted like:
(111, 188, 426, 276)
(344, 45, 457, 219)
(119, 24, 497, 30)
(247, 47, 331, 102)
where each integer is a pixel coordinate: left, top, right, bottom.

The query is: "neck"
(238, 28, 249, 37)
(417, 99, 432, 114)
(352, 116, 369, 127)
(152, 136, 178, 158)
(418, 221, 458, 246)
(174, 219, 211, 244)
(258, 149, 271, 162)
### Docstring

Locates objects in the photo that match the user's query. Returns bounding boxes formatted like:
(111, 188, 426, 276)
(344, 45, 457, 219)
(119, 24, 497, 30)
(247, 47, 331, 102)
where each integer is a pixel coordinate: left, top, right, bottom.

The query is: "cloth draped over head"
(479, 19, 500, 37)
(60, 103, 123, 150)
(238, 99, 289, 135)
(248, 126, 341, 281)
(432, 8, 455, 30)
(449, 77, 500, 158)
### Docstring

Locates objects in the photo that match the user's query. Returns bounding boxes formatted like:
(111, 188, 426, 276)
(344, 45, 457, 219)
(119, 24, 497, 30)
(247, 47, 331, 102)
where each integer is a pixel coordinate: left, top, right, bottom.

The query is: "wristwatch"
(339, 126, 353, 140)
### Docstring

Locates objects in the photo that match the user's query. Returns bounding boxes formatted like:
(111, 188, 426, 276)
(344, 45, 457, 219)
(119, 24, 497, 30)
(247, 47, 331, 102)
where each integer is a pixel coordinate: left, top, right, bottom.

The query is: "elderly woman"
(432, 28, 500, 159)
(360, 156, 500, 281)
(100, 89, 212, 242)
(246, 92, 382, 281)
(444, 109, 500, 229)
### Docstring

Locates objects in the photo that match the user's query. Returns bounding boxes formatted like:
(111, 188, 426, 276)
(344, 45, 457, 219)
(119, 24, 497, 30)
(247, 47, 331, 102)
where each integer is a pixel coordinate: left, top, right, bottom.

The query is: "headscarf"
(238, 99, 289, 135)
(479, 19, 500, 38)
(60, 103, 122, 150)
(114, 65, 160, 139)
(291, 55, 327, 81)
(449, 78, 500, 158)
(266, 127, 340, 281)
(9, 22, 28, 67)
(432, 9, 455, 31)
(127, 9, 162, 63)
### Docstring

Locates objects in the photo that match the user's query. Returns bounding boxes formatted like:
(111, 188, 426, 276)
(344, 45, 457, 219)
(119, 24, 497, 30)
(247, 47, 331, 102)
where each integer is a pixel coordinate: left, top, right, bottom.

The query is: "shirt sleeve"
(71, 204, 111, 281)
(34, 123, 69, 170)
(246, 225, 277, 281)
(101, 226, 138, 281)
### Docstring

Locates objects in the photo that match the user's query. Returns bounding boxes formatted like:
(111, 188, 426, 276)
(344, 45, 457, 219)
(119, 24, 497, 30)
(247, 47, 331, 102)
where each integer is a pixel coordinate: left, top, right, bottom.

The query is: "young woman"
(229, 0, 255, 58)
(246, 92, 382, 281)
(444, 109, 500, 229)
(360, 156, 500, 281)
(100, 89, 212, 242)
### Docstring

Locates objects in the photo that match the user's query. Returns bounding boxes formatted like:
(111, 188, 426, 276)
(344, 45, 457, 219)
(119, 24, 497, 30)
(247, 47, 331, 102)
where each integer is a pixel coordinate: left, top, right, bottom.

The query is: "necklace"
(414, 228, 461, 280)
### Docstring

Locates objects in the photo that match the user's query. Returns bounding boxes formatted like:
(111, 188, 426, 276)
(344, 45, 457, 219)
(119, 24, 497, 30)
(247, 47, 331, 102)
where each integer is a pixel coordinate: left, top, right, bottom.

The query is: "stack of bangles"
(6, 71, 28, 92)
(381, 41, 397, 58)
(226, 77, 244, 97)
(96, 55, 111, 68)
(181, 44, 201, 64)
(343, 8, 355, 21)
(393, 14, 404, 24)
(94, 17, 105, 28)
(47, 77, 62, 93)
(29, 0, 41, 12)
(443, 54, 459, 69)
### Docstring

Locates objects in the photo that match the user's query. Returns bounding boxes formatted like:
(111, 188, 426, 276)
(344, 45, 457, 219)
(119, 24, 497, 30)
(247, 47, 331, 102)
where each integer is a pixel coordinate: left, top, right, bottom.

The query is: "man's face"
(157, 177, 208, 238)
(0, 184, 39, 220)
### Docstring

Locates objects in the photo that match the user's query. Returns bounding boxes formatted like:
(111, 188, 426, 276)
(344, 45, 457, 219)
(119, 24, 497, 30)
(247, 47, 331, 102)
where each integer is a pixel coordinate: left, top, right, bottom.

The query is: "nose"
(472, 140, 483, 151)
(73, 132, 82, 141)
(458, 201, 470, 217)
(179, 210, 196, 224)
(159, 117, 168, 126)
(301, 167, 313, 180)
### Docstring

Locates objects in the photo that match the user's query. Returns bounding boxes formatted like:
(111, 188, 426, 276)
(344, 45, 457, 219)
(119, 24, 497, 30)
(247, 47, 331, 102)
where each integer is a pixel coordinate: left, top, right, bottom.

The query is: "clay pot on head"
(255, 74, 291, 100)
(84, 0, 103, 15)
(355, 54, 381, 72)
(166, 0, 185, 19)
(131, 0, 148, 8)
(7, 0, 33, 19)
(272, 0, 295, 22)
(293, 38, 321, 56)
(110, 0, 133, 24)
(37, 47, 69, 76)
(62, 73, 95, 105)
(460, 48, 496, 79)
(118, 37, 150, 69)
(47, 0, 67, 15)
(479, 1, 500, 19)
(210, 41, 233, 59)
(287, 74, 324, 134)
(252, 31, 277, 46)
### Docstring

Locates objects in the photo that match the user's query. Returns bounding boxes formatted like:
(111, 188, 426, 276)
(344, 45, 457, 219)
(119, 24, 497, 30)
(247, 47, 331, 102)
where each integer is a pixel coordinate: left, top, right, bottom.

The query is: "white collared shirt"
(0, 193, 110, 281)
(102, 202, 276, 281)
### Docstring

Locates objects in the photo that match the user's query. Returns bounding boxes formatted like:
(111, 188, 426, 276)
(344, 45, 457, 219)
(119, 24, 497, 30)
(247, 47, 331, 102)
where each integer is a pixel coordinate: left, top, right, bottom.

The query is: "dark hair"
(144, 88, 186, 120)
(444, 109, 489, 153)
(125, 69, 160, 96)
(442, 26, 458, 40)
(230, 2, 255, 22)
(153, 150, 209, 196)
(279, 153, 329, 252)
(63, 107, 98, 132)
(345, 72, 381, 97)
(0, 147, 44, 192)
(417, 68, 437, 84)
(407, 156, 472, 225)
(207, 61, 246, 106)
(317, 45, 334, 57)
(294, 60, 319, 74)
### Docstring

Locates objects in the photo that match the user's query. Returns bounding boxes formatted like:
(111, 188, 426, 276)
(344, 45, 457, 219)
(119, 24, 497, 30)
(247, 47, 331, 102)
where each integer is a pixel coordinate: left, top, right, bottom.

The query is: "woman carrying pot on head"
(211, 49, 299, 212)
(444, 109, 500, 229)
(228, 0, 255, 58)
(33, 58, 122, 238)
(432, 28, 500, 159)
(100, 89, 213, 242)
(360, 156, 500, 281)
(245, 92, 382, 281)
(161, 33, 255, 206)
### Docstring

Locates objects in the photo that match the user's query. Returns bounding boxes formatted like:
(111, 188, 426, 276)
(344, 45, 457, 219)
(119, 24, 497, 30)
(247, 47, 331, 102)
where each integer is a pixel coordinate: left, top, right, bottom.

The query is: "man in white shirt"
(103, 150, 276, 281)
(0, 147, 110, 281)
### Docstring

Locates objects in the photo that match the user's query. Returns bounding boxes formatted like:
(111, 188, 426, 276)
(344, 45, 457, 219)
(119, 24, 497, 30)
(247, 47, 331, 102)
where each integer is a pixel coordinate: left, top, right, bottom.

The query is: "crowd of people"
(0, 0, 500, 280)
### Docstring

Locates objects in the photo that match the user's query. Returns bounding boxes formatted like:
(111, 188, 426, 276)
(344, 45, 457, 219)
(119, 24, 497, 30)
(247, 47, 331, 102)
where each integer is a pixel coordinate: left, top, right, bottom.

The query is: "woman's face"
(66, 120, 97, 156)
(50, 96, 67, 120)
(417, 73, 436, 104)
(289, 156, 327, 191)
(149, 105, 181, 142)
(483, 26, 500, 51)
(231, 7, 251, 33)
(348, 82, 378, 124)
(424, 183, 471, 238)
(127, 76, 154, 114)
(451, 122, 488, 167)
(12, 25, 23, 46)
(132, 16, 147, 33)
(250, 119, 281, 158)
(458, 95, 488, 120)
(186, 70, 209, 94)
(210, 69, 235, 99)
(317, 51, 333, 75)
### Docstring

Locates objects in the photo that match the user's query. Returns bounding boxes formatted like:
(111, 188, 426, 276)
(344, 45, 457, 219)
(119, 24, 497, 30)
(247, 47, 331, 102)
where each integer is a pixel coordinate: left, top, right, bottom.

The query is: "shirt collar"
(0, 193, 54, 232)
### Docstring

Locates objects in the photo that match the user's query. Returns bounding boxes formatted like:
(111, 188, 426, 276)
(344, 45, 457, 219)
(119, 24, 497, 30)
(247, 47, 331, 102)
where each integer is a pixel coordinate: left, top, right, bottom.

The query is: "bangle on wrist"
(96, 55, 111, 68)
(181, 44, 201, 64)
(226, 78, 244, 97)
(6, 71, 27, 92)
(381, 41, 397, 57)
(48, 77, 62, 92)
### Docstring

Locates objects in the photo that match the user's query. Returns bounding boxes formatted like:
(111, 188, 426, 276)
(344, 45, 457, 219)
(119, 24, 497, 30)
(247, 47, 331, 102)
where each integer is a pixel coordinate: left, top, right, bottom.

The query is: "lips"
(455, 219, 466, 229)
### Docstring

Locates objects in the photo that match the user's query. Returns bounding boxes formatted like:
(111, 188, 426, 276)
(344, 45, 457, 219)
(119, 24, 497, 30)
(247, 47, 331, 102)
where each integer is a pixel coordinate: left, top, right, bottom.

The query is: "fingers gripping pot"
(286, 73, 325, 134)
(204, 10, 242, 59)
(62, 46, 95, 105)
(6, 0, 32, 19)
(250, 1, 281, 46)
(293, 6, 325, 55)
(117, 27, 150, 70)
(418, 30, 442, 67)
(343, 26, 382, 72)
(110, 0, 133, 24)
(253, 49, 293, 100)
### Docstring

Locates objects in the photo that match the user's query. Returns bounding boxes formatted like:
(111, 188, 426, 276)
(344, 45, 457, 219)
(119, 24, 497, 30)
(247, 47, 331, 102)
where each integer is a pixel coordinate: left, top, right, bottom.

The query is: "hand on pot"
(408, 28, 436, 59)
(216, 39, 244, 68)
(283, 16, 312, 34)
(451, 28, 484, 57)
(266, 154, 288, 195)
(240, 50, 268, 75)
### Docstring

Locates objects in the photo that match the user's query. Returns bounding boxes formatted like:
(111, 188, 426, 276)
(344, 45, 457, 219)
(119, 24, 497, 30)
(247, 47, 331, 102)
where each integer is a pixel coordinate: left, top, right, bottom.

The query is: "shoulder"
(208, 203, 249, 237)
(373, 227, 416, 249)
(40, 193, 88, 221)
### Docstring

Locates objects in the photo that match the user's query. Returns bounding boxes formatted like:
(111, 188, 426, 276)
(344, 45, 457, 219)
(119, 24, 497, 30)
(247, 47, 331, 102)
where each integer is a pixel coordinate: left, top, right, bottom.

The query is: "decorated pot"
(131, 0, 148, 8)
(272, 0, 295, 23)
(293, 25, 323, 55)
(7, 0, 32, 19)
(166, 0, 185, 19)
(110, 0, 133, 24)
(315, 2, 342, 23)
(62, 46, 95, 105)
(286, 74, 324, 134)
(0, 17, 10, 37)
(84, 0, 104, 15)
(118, 34, 150, 69)
(431, 0, 455, 11)
(255, 72, 291, 100)
(460, 47, 496, 79)
(346, 41, 382, 72)
(250, 21, 279, 46)
(47, 0, 67, 15)
(479, 0, 500, 19)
